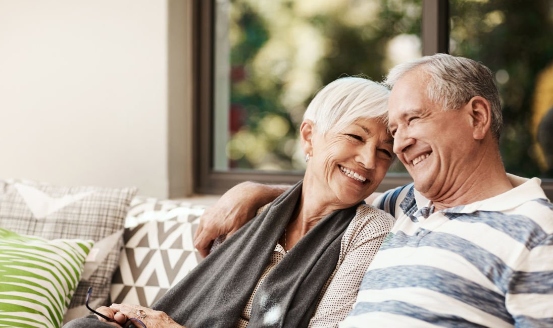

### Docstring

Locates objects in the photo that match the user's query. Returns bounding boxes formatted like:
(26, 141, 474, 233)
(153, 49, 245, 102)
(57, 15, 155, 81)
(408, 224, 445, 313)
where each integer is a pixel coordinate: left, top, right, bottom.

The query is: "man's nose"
(392, 127, 413, 154)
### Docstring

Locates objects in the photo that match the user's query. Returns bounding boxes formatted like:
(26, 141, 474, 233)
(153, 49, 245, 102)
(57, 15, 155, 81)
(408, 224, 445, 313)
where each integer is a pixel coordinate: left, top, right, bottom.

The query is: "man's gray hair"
(303, 77, 390, 135)
(384, 53, 503, 140)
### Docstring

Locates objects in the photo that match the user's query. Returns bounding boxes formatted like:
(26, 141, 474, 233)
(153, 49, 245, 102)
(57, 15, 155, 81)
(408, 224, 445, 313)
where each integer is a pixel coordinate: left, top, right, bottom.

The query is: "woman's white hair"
(303, 77, 390, 135)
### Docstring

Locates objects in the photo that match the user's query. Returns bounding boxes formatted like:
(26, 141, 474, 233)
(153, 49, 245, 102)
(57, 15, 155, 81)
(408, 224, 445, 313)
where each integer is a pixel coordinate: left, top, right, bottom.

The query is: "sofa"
(0, 179, 214, 327)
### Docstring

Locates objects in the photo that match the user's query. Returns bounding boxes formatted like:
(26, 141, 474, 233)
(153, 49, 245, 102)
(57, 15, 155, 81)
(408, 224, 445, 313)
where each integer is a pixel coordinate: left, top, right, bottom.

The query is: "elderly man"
(194, 54, 553, 327)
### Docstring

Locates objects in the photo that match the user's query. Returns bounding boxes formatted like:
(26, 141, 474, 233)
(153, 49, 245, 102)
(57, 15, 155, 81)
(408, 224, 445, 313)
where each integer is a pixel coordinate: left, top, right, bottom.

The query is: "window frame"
(191, 0, 553, 200)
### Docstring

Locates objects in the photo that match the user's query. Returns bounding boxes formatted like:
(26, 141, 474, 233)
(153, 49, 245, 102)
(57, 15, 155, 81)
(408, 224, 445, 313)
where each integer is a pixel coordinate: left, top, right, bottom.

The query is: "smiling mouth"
(339, 166, 367, 182)
(412, 153, 430, 166)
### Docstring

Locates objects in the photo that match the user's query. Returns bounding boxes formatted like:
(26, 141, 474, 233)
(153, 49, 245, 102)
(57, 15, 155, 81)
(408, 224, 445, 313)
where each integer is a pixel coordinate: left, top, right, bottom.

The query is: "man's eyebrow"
(388, 107, 424, 128)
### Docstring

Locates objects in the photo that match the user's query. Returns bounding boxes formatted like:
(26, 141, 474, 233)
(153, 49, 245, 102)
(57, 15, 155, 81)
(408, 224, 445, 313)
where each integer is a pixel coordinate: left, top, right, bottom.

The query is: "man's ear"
(300, 120, 315, 154)
(467, 96, 492, 140)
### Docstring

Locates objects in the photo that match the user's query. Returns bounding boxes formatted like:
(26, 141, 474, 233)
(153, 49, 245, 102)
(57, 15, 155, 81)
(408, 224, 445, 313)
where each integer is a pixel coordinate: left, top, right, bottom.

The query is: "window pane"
(213, 0, 422, 173)
(450, 0, 553, 179)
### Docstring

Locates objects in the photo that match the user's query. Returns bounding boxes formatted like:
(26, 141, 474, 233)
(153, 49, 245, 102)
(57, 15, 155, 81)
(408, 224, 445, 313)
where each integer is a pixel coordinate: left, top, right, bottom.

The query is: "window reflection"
(538, 105, 553, 177)
(450, 0, 553, 179)
(214, 0, 422, 172)
(213, 0, 553, 180)
(534, 64, 553, 178)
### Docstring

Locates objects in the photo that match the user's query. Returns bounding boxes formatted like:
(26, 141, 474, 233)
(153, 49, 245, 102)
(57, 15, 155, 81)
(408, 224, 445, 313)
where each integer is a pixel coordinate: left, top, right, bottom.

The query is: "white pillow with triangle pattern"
(110, 219, 204, 306)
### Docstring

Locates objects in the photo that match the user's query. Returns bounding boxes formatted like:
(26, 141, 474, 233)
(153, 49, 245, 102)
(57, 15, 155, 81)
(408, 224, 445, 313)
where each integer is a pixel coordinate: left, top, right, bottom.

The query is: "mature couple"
(66, 54, 553, 328)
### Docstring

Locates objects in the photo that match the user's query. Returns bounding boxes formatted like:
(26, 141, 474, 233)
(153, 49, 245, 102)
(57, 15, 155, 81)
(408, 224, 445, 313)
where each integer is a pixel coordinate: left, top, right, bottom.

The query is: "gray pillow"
(0, 179, 137, 316)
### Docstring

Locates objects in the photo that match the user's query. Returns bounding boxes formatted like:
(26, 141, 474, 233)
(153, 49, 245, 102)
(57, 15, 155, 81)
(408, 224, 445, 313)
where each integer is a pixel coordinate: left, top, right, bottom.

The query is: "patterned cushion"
(0, 228, 93, 328)
(0, 179, 137, 317)
(124, 196, 208, 227)
(110, 198, 206, 306)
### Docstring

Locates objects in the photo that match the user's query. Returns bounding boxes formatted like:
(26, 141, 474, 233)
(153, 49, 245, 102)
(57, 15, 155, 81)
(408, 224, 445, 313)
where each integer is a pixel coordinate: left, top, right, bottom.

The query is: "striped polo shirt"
(340, 174, 553, 327)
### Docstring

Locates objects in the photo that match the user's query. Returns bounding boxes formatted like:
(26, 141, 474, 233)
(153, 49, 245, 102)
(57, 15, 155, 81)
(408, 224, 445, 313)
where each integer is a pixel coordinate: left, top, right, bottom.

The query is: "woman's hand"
(109, 304, 185, 328)
(92, 305, 127, 327)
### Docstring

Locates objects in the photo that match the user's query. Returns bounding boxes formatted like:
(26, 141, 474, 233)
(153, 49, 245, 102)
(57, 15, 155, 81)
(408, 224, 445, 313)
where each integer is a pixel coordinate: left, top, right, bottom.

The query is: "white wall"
(0, 0, 192, 198)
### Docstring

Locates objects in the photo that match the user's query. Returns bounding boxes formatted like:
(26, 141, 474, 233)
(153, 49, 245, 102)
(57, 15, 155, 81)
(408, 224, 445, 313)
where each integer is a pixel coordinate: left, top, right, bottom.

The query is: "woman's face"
(304, 117, 394, 208)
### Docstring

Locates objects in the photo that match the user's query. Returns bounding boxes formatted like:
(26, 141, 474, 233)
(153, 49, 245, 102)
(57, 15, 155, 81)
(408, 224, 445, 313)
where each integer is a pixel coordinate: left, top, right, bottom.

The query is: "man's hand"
(193, 182, 290, 257)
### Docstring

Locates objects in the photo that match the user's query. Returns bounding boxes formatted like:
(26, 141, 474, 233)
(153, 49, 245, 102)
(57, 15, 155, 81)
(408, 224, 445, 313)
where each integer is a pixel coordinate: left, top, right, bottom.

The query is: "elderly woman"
(64, 77, 395, 328)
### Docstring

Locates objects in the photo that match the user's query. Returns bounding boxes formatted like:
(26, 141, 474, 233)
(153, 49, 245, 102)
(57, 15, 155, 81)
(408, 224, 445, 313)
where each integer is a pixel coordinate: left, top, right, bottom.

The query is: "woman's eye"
(346, 134, 363, 141)
(408, 116, 419, 124)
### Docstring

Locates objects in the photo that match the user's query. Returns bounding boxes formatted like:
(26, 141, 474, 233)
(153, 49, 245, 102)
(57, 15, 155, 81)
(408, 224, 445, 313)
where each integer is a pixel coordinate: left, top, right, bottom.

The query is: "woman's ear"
(300, 120, 315, 154)
(467, 96, 492, 140)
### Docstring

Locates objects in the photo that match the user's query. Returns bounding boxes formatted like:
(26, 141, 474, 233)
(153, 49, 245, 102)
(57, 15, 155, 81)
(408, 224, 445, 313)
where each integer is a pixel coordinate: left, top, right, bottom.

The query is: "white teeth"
(412, 154, 430, 166)
(340, 166, 367, 182)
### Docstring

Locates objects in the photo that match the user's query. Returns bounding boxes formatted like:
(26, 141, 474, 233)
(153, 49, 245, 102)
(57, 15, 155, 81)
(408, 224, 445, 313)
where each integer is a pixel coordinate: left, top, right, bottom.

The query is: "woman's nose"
(357, 146, 377, 169)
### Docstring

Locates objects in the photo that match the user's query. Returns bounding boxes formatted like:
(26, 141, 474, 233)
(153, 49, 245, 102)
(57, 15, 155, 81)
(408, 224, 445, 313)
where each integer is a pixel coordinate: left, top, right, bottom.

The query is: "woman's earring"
(305, 153, 311, 162)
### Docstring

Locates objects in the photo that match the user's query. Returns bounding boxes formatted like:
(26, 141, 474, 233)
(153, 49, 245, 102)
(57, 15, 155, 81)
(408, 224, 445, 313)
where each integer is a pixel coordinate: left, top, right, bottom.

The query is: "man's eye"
(346, 134, 363, 141)
(378, 148, 393, 158)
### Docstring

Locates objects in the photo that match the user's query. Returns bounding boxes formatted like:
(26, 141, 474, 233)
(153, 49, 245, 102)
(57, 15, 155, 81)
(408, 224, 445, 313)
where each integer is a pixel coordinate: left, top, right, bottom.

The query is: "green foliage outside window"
(226, 0, 421, 172)
(223, 0, 553, 179)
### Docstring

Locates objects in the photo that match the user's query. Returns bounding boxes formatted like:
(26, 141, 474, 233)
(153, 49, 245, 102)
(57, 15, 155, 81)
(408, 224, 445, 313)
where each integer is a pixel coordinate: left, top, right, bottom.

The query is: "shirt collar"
(413, 174, 547, 214)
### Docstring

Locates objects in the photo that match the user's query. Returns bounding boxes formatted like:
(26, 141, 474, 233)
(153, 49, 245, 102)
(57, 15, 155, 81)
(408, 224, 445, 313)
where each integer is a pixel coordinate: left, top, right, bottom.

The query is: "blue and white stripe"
(341, 175, 553, 327)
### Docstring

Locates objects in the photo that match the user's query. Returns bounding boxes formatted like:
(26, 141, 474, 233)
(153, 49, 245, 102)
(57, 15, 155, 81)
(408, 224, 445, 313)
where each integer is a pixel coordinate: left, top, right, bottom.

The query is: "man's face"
(387, 70, 475, 201)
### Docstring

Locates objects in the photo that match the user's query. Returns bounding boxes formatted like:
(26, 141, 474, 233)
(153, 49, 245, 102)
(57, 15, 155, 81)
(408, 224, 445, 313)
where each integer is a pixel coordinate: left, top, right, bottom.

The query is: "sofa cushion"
(111, 220, 203, 306)
(124, 196, 208, 228)
(0, 179, 137, 319)
(110, 197, 206, 306)
(0, 227, 93, 328)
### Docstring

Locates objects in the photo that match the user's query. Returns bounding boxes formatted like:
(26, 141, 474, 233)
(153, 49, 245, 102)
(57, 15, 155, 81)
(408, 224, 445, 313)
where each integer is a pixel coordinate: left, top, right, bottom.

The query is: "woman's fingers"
(113, 312, 128, 325)
(94, 306, 124, 327)
(113, 304, 183, 328)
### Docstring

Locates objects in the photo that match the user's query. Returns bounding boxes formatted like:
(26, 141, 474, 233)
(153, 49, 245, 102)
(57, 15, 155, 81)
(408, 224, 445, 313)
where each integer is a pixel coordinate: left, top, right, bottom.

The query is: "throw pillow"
(0, 179, 137, 315)
(124, 196, 208, 227)
(110, 198, 207, 306)
(110, 219, 203, 306)
(0, 228, 93, 328)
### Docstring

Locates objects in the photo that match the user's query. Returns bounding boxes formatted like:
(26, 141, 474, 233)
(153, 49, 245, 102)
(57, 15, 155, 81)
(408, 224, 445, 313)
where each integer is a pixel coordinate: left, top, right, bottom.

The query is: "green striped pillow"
(0, 228, 93, 328)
